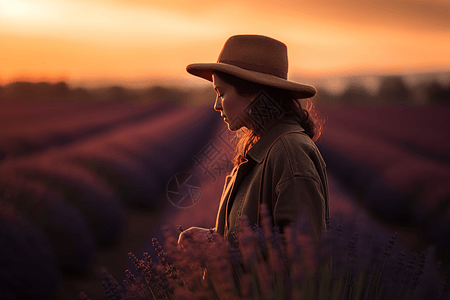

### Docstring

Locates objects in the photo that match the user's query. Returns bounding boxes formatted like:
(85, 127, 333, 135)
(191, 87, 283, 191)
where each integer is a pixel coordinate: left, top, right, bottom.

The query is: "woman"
(178, 34, 329, 248)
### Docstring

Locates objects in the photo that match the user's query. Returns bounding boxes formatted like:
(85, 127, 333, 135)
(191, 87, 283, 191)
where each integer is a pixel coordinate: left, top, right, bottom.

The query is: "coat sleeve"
(274, 175, 327, 245)
(265, 134, 329, 245)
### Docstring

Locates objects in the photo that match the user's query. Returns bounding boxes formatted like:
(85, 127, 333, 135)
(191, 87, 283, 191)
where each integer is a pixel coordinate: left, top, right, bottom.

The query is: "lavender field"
(317, 105, 450, 257)
(0, 95, 220, 299)
(1, 82, 449, 299)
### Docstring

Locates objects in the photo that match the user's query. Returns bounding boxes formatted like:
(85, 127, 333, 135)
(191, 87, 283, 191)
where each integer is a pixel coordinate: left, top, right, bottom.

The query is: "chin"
(227, 122, 244, 131)
(227, 124, 238, 131)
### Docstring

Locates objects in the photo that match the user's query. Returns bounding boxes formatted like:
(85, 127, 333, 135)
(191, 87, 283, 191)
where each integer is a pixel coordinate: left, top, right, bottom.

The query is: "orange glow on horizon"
(1, 0, 449, 87)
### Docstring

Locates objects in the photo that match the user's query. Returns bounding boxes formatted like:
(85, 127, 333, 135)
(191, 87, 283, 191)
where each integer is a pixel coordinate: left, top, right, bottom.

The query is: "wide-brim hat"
(186, 34, 316, 99)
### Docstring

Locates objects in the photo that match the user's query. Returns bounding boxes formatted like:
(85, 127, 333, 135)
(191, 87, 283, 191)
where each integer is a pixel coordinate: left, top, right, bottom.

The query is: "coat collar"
(246, 114, 306, 164)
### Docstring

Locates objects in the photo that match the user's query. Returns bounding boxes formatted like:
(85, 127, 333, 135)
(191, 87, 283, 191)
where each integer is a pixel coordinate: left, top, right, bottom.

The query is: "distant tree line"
(0, 81, 219, 105)
(0, 81, 72, 101)
(315, 75, 450, 106)
(0, 81, 194, 103)
(0, 75, 449, 105)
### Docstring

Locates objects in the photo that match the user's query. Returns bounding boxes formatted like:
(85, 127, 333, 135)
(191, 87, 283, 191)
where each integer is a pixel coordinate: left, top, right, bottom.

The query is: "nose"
(214, 95, 222, 111)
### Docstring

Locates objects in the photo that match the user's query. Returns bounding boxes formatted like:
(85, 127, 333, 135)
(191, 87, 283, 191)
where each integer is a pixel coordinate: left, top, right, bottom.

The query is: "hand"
(178, 227, 212, 250)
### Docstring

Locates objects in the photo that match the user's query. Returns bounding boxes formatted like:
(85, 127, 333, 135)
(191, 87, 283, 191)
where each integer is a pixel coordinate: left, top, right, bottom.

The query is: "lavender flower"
(325, 217, 331, 231)
(393, 250, 406, 284)
(436, 260, 443, 272)
(346, 232, 359, 288)
(347, 232, 359, 260)
(255, 262, 274, 299)
(101, 268, 123, 300)
(403, 252, 418, 285)
(95, 211, 446, 300)
(125, 269, 136, 284)
(410, 251, 426, 290)
(78, 291, 91, 300)
(152, 237, 178, 281)
(394, 252, 418, 299)
(384, 231, 398, 258)
(236, 215, 258, 268)
(439, 263, 450, 300)
(336, 224, 343, 238)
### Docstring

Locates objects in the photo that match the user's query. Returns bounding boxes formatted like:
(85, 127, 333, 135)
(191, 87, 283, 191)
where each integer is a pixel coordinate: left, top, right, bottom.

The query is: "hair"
(214, 71, 324, 167)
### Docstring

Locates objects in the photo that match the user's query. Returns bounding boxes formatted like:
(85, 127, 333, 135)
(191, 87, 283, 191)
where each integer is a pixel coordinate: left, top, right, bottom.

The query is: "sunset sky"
(1, 0, 449, 88)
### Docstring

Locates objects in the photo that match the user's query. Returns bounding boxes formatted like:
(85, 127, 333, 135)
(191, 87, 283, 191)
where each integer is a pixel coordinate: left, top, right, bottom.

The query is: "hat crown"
(217, 35, 288, 79)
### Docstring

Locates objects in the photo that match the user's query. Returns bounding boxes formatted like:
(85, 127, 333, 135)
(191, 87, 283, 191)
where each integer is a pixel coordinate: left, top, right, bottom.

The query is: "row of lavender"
(0, 99, 173, 160)
(317, 104, 450, 260)
(103, 160, 447, 300)
(0, 100, 219, 299)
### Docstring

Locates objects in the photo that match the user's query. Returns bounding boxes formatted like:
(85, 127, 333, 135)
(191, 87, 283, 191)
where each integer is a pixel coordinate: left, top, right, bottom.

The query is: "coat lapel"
(215, 159, 252, 236)
(215, 168, 237, 234)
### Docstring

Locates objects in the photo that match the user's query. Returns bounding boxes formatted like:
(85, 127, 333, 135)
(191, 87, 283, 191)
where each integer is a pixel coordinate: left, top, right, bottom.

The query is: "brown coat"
(214, 116, 330, 246)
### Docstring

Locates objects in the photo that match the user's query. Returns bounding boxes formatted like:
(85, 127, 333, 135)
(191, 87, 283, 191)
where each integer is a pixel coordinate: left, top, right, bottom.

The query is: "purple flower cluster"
(87, 204, 449, 300)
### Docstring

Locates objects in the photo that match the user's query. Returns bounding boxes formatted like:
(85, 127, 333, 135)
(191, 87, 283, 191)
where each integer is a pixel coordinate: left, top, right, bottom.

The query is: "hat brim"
(187, 62, 316, 99)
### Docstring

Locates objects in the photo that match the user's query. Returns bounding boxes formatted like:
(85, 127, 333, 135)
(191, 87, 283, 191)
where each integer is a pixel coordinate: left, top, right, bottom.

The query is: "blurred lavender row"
(0, 99, 219, 299)
(318, 105, 450, 261)
(0, 203, 60, 299)
(0, 101, 173, 160)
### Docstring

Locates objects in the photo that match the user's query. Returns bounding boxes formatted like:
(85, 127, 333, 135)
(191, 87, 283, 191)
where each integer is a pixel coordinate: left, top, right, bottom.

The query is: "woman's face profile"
(212, 74, 254, 131)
